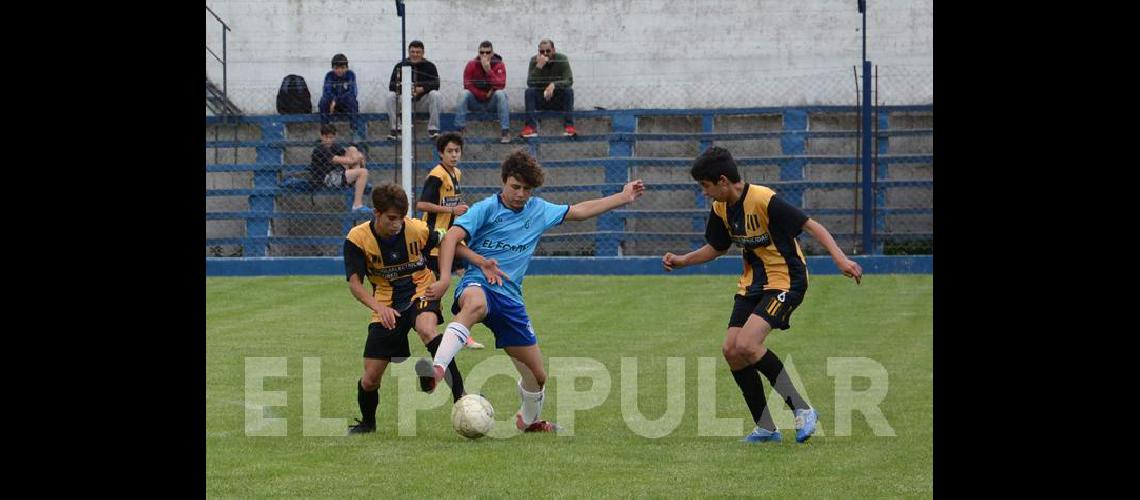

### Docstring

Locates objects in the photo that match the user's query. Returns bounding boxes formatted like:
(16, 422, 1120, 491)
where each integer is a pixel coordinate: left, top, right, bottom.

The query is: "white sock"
(433, 323, 470, 371)
(517, 380, 545, 425)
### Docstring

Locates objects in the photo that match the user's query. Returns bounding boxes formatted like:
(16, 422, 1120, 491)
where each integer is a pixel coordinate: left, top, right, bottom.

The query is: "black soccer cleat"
(414, 358, 438, 393)
(347, 418, 375, 435)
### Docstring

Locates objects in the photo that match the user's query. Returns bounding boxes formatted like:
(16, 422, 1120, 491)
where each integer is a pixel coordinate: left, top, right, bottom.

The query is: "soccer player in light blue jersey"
(420, 149, 645, 432)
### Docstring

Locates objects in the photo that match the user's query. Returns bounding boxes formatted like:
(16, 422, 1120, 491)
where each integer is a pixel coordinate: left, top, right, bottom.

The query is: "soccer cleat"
(794, 408, 819, 443)
(500, 130, 512, 144)
(347, 418, 375, 435)
(515, 412, 561, 433)
(563, 124, 577, 136)
(742, 426, 782, 443)
(414, 358, 443, 393)
(520, 125, 538, 138)
(387, 129, 400, 141)
(351, 205, 372, 214)
(465, 336, 486, 350)
(428, 130, 440, 139)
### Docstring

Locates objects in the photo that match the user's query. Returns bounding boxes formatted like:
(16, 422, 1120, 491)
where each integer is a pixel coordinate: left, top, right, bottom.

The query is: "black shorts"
(426, 255, 466, 278)
(728, 289, 804, 330)
(363, 299, 443, 359)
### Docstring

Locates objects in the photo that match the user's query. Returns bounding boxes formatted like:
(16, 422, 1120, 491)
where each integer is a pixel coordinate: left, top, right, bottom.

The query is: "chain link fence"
(207, 65, 931, 258)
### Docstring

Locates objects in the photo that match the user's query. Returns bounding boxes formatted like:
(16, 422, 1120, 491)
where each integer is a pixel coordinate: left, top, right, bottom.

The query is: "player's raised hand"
(376, 305, 401, 329)
(662, 252, 683, 272)
(479, 258, 510, 285)
(837, 257, 863, 285)
(623, 179, 645, 203)
(424, 280, 448, 301)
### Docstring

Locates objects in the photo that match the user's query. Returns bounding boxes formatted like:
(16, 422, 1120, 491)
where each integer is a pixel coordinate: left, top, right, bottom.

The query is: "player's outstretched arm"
(662, 244, 726, 272)
(564, 180, 645, 222)
(802, 219, 863, 284)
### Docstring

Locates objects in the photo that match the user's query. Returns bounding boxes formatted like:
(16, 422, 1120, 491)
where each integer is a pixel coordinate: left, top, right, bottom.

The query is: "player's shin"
(432, 323, 470, 378)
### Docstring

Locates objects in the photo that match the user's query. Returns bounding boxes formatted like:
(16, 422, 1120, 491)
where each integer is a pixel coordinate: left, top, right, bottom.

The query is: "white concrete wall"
(206, 0, 932, 114)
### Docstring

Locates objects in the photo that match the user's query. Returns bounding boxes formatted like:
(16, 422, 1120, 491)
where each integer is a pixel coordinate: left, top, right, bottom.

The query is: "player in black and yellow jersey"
(662, 147, 863, 445)
(416, 132, 485, 349)
(343, 184, 493, 434)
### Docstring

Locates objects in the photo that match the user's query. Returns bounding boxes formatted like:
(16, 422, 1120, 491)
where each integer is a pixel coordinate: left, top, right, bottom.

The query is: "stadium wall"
(205, 0, 934, 113)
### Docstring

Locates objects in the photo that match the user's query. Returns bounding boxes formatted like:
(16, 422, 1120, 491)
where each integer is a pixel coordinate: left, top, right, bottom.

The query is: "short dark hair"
(331, 53, 348, 68)
(371, 184, 409, 216)
(319, 124, 337, 136)
(436, 132, 463, 153)
(690, 146, 741, 183)
(479, 40, 493, 50)
(500, 149, 545, 188)
(409, 40, 424, 50)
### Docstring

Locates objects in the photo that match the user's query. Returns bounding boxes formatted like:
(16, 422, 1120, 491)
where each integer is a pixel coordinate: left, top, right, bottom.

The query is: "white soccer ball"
(451, 394, 495, 439)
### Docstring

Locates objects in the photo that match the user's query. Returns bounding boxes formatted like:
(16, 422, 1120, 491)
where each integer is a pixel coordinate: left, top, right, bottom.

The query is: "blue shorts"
(453, 283, 537, 348)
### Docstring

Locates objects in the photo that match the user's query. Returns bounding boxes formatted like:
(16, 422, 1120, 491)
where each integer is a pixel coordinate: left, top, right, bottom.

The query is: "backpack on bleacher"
(276, 74, 312, 114)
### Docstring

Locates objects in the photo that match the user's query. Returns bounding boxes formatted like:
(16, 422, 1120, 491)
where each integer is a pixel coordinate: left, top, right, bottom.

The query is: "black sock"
(426, 335, 466, 402)
(754, 350, 809, 411)
(731, 367, 776, 431)
(357, 379, 378, 427)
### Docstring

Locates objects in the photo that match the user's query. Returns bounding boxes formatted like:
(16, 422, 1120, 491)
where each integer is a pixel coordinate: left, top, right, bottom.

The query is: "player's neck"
(724, 182, 746, 205)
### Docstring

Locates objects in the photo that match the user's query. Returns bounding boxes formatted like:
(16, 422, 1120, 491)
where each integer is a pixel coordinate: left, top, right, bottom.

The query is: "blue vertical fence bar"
(875, 111, 890, 255)
(602, 112, 636, 256)
(780, 110, 806, 207)
(692, 114, 714, 250)
(860, 61, 874, 254)
(249, 121, 283, 256)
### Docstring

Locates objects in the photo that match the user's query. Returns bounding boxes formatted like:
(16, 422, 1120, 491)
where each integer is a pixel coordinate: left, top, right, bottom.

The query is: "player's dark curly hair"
(690, 146, 741, 183)
(371, 184, 409, 215)
(435, 132, 464, 153)
(500, 149, 545, 188)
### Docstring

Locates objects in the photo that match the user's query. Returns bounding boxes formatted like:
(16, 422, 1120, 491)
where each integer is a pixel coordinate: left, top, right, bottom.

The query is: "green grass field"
(207, 274, 932, 496)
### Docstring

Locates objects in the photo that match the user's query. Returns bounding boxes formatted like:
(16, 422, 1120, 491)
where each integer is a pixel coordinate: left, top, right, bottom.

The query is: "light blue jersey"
(452, 193, 569, 305)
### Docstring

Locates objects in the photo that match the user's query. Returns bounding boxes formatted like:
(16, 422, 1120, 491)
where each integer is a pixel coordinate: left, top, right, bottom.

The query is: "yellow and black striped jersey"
(344, 217, 443, 321)
(420, 164, 463, 256)
(707, 184, 810, 296)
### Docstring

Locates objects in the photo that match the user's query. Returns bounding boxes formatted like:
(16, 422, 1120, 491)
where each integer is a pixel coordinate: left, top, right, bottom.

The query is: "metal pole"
(401, 65, 413, 207)
(860, 2, 873, 254)
(852, 65, 860, 254)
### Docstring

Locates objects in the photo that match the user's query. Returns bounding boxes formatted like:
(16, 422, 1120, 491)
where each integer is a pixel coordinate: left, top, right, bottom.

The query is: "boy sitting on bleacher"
(309, 123, 372, 213)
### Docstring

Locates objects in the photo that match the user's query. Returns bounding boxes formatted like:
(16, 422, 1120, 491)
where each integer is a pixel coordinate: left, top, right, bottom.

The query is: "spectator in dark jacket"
(522, 39, 576, 138)
(385, 40, 442, 140)
(319, 53, 363, 138)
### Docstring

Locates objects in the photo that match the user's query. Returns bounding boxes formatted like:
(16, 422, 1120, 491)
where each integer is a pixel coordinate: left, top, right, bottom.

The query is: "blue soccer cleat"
(794, 408, 819, 443)
(742, 426, 782, 443)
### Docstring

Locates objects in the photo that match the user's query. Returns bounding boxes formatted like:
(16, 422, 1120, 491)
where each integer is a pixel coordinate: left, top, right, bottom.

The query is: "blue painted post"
(699, 114, 713, 153)
(693, 114, 714, 250)
(603, 113, 636, 256)
(875, 111, 890, 255)
(250, 121, 283, 256)
(780, 110, 806, 207)
(861, 61, 874, 254)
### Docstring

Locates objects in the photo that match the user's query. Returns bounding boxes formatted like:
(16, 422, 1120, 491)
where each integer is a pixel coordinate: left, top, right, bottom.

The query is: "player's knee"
(361, 375, 381, 392)
(413, 326, 434, 344)
(722, 344, 741, 364)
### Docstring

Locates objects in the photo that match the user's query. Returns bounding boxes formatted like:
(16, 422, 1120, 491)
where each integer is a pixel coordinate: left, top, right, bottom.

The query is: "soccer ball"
(451, 394, 495, 439)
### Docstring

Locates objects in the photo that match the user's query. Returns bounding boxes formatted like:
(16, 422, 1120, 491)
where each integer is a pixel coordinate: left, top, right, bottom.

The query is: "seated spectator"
(454, 40, 511, 144)
(522, 39, 576, 138)
(318, 54, 363, 138)
(385, 40, 442, 140)
(310, 124, 371, 213)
